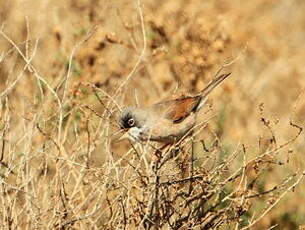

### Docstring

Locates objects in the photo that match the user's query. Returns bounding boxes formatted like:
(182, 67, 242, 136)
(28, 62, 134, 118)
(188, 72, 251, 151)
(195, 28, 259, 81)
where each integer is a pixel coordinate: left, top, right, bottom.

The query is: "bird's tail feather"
(200, 73, 231, 98)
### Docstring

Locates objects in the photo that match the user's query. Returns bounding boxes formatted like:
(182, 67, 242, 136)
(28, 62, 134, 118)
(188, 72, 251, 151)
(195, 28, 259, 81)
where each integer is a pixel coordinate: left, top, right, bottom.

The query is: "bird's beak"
(118, 131, 130, 141)
(110, 129, 128, 143)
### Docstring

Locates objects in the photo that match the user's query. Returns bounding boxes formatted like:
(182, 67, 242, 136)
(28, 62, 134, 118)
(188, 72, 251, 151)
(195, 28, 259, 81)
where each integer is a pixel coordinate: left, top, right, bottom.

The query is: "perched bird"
(119, 73, 231, 143)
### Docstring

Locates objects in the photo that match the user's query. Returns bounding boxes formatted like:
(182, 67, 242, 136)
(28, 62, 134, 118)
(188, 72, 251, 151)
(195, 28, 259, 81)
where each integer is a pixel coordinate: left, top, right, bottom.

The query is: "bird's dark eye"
(127, 118, 135, 127)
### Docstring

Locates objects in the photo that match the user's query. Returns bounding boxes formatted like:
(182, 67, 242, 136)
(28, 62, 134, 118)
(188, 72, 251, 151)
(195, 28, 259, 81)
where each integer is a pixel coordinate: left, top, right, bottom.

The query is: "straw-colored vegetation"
(1, 0, 305, 229)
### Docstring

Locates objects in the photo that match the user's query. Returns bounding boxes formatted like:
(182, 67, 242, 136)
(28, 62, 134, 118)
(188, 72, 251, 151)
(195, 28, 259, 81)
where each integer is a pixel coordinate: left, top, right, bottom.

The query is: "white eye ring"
(127, 118, 135, 127)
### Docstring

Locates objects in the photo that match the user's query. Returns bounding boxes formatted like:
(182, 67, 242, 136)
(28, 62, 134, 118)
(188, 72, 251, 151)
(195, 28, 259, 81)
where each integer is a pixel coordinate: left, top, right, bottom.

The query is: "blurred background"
(1, 0, 305, 229)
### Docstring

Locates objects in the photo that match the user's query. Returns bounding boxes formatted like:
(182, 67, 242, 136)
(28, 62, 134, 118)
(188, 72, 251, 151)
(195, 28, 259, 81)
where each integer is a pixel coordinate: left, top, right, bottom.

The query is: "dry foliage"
(0, 0, 305, 229)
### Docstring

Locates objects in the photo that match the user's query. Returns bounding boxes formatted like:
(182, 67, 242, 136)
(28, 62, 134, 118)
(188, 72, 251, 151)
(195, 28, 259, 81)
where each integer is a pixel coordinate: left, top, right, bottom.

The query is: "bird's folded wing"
(161, 96, 201, 123)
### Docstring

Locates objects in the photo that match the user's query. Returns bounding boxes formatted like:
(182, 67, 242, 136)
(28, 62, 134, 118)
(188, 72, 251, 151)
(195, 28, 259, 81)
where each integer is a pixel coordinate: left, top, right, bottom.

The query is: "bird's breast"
(143, 112, 197, 143)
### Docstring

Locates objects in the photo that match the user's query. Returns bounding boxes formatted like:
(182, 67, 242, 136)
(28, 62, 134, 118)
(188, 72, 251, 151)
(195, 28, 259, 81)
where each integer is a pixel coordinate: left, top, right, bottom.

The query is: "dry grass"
(1, 0, 305, 229)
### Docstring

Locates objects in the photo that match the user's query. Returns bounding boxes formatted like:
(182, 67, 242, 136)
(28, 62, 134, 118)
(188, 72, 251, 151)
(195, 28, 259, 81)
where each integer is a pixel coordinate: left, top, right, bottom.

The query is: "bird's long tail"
(200, 73, 231, 98)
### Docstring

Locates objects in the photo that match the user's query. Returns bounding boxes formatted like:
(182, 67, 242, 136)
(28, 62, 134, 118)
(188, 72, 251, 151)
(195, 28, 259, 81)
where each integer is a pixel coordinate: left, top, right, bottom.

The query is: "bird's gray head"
(119, 107, 148, 141)
(119, 107, 139, 129)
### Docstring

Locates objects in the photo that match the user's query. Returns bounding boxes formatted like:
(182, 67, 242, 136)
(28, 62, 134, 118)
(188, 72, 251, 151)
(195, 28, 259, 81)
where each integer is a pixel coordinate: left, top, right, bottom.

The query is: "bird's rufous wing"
(152, 73, 231, 123)
(160, 96, 201, 123)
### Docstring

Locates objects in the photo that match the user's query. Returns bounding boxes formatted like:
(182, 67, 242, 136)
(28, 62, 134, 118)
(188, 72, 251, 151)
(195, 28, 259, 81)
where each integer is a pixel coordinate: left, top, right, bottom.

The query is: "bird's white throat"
(127, 127, 143, 142)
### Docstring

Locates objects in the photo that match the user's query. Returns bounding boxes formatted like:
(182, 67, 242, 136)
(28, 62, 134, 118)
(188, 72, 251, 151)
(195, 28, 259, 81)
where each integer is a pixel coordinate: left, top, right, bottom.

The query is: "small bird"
(119, 73, 231, 143)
